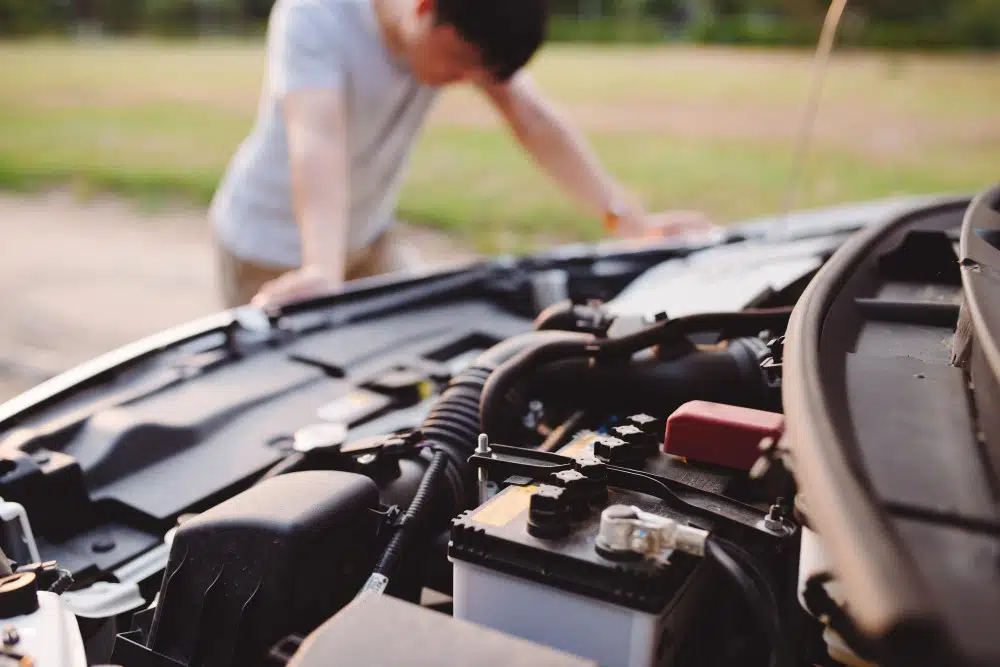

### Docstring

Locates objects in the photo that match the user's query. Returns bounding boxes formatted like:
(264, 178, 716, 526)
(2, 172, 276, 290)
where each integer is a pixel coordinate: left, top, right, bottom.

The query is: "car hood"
(0, 191, 964, 431)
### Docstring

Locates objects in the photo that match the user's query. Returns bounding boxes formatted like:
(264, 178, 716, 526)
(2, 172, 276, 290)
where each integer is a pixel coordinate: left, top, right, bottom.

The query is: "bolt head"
(530, 484, 567, 512)
(573, 456, 607, 481)
(628, 414, 657, 426)
(593, 436, 628, 461)
(764, 517, 785, 532)
(552, 469, 586, 486)
(91, 538, 116, 554)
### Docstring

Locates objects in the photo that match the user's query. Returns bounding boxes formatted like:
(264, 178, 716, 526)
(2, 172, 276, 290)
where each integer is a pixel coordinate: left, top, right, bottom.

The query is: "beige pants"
(214, 226, 420, 309)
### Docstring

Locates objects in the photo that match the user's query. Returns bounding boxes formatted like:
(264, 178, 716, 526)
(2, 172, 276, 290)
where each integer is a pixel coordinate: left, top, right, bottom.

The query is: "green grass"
(0, 39, 997, 253)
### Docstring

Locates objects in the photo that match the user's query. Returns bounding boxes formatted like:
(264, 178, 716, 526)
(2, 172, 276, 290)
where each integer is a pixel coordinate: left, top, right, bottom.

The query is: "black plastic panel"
(0, 297, 532, 578)
(893, 519, 1000, 667)
(80, 358, 328, 520)
(69, 358, 326, 490)
(877, 229, 962, 286)
(37, 521, 161, 581)
(845, 353, 994, 523)
(854, 322, 956, 365)
(288, 301, 540, 372)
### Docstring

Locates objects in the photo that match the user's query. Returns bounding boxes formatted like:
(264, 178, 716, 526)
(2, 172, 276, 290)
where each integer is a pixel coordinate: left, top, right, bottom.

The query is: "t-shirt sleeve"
(268, 0, 346, 96)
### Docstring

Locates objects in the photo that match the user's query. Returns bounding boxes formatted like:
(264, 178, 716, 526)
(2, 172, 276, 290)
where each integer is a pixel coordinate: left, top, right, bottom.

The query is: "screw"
(3, 625, 19, 646)
(477, 434, 490, 505)
(764, 503, 785, 532)
(767, 336, 786, 363)
(91, 538, 116, 554)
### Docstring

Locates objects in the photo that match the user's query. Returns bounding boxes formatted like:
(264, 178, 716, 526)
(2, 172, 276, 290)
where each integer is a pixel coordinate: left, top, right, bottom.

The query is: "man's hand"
(617, 209, 720, 240)
(251, 265, 343, 310)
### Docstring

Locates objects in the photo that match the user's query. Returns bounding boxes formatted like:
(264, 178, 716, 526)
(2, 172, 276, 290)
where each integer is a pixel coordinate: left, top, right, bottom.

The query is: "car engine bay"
(0, 186, 996, 667)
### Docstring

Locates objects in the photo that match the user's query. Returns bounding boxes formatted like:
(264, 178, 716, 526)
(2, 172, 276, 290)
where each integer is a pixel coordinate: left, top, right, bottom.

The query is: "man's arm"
(480, 72, 715, 238)
(479, 71, 646, 234)
(288, 89, 349, 278)
(250, 3, 351, 309)
(252, 88, 350, 308)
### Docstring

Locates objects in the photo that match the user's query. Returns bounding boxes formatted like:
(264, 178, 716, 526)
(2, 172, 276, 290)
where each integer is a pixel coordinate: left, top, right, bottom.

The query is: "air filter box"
(113, 471, 380, 667)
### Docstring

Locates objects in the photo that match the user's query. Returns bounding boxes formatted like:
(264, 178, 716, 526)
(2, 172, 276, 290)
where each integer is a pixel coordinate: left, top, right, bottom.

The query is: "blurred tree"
(0, 0, 57, 34)
(94, 0, 144, 33)
(143, 0, 243, 34)
(850, 0, 947, 21)
(0, 0, 997, 47)
(242, 0, 274, 21)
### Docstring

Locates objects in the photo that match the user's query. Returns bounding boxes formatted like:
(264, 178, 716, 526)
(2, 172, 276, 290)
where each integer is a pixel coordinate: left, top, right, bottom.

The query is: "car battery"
(449, 468, 718, 667)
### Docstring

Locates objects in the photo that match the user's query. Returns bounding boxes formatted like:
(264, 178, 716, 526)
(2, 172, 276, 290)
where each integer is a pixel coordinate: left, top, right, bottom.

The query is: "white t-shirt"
(210, 0, 439, 268)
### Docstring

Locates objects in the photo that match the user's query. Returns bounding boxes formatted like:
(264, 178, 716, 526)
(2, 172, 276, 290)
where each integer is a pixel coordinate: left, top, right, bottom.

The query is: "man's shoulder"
(273, 0, 366, 26)
(271, 0, 379, 59)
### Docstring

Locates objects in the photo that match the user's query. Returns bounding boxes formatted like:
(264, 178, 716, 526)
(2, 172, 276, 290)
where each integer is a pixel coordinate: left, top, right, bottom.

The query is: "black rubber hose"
(512, 338, 775, 420)
(420, 331, 594, 510)
(372, 448, 449, 580)
(706, 535, 792, 667)
(476, 331, 595, 368)
(597, 306, 793, 361)
(533, 299, 577, 330)
(533, 300, 611, 333)
(479, 309, 791, 435)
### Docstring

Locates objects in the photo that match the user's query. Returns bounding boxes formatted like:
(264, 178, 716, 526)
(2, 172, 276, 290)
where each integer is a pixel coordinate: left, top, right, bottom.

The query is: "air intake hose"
(419, 330, 595, 513)
(515, 337, 777, 421)
(480, 309, 792, 438)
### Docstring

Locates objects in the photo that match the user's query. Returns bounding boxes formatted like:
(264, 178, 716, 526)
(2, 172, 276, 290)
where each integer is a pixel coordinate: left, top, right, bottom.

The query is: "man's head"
(401, 0, 549, 86)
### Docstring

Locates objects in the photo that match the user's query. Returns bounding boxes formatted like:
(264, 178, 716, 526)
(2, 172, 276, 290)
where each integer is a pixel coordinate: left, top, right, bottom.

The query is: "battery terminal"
(596, 505, 709, 562)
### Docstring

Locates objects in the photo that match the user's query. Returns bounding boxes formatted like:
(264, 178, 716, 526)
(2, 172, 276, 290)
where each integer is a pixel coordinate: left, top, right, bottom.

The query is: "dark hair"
(435, 0, 549, 81)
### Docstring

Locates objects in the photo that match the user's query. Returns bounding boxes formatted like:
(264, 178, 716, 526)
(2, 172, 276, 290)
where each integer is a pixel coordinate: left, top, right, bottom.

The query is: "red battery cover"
(663, 400, 785, 471)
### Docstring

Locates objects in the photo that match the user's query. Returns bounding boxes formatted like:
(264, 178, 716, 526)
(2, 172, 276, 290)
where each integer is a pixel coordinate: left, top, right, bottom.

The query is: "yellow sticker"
(418, 380, 434, 401)
(470, 485, 537, 527)
(557, 431, 600, 459)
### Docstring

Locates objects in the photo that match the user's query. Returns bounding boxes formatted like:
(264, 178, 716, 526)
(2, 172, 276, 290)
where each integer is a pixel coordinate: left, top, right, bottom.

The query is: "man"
(210, 0, 714, 310)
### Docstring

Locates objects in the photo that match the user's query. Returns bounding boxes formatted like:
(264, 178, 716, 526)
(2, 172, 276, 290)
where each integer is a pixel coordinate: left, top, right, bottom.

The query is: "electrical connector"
(595, 505, 708, 562)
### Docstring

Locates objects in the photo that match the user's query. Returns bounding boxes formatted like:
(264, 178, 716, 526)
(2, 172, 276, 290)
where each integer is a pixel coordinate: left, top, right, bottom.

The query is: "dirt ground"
(0, 191, 477, 404)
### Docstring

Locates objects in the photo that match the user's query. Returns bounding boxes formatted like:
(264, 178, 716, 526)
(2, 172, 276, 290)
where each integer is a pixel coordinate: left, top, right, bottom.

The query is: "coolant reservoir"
(0, 571, 88, 666)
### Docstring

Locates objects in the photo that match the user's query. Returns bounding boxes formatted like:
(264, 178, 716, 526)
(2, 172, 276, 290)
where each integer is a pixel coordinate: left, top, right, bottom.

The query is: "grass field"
(0, 39, 997, 252)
